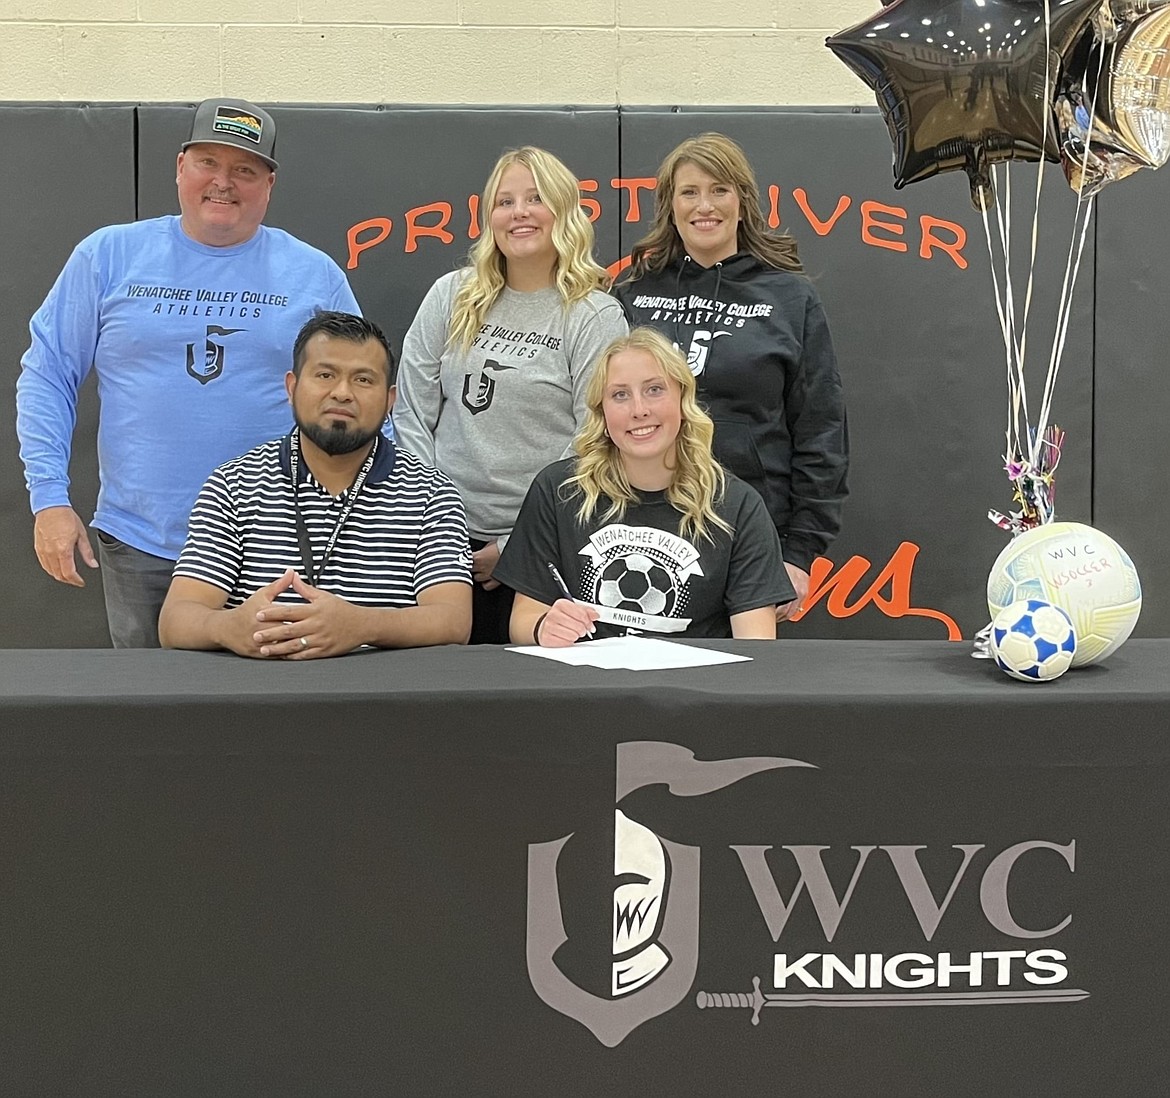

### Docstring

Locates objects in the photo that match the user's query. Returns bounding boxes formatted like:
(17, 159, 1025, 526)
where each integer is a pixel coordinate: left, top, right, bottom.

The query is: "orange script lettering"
(792, 541, 962, 640)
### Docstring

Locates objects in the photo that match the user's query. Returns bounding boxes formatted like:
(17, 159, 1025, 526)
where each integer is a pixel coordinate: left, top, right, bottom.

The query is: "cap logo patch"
(212, 106, 263, 144)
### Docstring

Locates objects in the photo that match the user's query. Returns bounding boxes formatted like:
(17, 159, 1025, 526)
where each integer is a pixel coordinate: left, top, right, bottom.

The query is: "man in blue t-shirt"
(16, 97, 362, 648)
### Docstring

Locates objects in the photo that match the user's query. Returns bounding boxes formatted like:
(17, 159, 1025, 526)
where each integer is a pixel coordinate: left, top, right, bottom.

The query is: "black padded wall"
(1, 105, 135, 646)
(3, 103, 1160, 645)
(1093, 169, 1167, 628)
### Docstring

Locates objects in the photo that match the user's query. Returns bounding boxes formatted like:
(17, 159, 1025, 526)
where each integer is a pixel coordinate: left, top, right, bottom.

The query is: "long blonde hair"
(565, 328, 732, 542)
(448, 146, 611, 349)
(625, 132, 803, 279)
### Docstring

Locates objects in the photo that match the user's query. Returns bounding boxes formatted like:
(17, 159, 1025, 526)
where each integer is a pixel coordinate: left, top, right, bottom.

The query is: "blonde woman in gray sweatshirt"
(394, 146, 628, 643)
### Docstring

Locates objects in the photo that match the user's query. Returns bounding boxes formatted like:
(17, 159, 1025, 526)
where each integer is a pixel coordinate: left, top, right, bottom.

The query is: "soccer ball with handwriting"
(990, 599, 1077, 682)
(987, 522, 1141, 667)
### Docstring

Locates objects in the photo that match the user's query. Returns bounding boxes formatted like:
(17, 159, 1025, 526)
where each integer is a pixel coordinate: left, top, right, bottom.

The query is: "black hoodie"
(613, 252, 848, 571)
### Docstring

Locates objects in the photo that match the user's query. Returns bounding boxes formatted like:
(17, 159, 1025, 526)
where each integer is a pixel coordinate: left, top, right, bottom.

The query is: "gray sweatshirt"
(393, 270, 628, 542)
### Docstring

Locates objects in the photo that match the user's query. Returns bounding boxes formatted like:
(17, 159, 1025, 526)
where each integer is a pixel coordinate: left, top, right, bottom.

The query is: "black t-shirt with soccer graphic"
(496, 458, 793, 638)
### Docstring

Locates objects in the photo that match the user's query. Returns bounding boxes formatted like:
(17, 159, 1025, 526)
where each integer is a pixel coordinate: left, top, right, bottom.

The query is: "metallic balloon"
(827, 0, 1104, 208)
(1094, 0, 1170, 42)
(1057, 3, 1170, 193)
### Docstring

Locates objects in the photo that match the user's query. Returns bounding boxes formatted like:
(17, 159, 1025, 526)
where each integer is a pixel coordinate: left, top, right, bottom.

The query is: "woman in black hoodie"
(612, 133, 848, 621)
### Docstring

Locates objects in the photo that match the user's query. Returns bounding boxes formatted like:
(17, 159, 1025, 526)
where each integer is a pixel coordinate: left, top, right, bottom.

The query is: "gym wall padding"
(1, 105, 136, 647)
(1, 103, 1158, 646)
(1092, 166, 1168, 612)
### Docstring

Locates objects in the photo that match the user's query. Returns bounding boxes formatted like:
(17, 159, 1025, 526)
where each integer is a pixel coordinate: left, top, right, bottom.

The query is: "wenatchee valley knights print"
(580, 524, 704, 633)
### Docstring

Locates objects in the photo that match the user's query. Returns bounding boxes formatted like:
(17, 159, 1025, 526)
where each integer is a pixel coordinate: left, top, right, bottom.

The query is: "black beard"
(296, 415, 380, 457)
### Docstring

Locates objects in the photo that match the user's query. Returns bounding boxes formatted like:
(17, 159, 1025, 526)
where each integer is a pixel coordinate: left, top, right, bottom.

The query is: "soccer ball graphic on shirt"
(990, 599, 1077, 682)
(599, 553, 678, 617)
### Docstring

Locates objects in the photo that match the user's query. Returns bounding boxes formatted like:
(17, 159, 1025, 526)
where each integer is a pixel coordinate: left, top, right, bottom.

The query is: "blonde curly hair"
(448, 146, 611, 350)
(565, 328, 732, 542)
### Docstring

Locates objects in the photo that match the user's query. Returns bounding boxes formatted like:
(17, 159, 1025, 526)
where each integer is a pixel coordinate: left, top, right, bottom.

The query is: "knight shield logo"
(186, 325, 245, 385)
(685, 330, 730, 376)
(462, 358, 517, 414)
(526, 741, 813, 1046)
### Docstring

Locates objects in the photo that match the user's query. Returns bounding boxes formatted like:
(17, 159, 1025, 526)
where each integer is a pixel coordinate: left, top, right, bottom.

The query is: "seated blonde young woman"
(494, 328, 793, 646)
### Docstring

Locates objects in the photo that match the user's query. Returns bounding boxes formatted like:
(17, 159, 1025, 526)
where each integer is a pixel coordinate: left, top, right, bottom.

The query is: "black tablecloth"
(0, 641, 1166, 1096)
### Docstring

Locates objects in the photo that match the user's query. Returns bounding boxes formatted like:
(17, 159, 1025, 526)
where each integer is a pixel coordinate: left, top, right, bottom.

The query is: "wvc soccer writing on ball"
(986, 523, 1141, 683)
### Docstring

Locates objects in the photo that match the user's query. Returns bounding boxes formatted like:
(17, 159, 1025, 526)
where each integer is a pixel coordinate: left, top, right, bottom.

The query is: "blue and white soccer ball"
(990, 599, 1077, 682)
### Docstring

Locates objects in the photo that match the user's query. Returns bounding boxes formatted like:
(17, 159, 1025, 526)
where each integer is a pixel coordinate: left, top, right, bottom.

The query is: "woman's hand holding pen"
(537, 599, 600, 647)
(540, 561, 597, 644)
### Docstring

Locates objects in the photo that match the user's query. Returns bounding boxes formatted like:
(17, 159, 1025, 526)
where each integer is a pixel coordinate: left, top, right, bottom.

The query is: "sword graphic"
(697, 976, 771, 1026)
(696, 976, 1090, 1026)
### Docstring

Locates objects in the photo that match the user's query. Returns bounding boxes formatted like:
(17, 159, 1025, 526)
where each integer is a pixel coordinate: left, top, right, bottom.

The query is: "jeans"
(96, 531, 176, 649)
(469, 536, 515, 644)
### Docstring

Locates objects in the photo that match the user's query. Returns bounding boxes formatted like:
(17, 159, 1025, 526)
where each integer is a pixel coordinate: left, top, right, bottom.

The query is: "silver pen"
(546, 561, 595, 638)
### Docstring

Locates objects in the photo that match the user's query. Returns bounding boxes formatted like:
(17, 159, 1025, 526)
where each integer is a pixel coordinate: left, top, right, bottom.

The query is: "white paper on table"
(506, 634, 752, 671)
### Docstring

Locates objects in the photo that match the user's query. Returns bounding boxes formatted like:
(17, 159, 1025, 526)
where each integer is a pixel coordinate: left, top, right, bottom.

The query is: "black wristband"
(533, 612, 549, 645)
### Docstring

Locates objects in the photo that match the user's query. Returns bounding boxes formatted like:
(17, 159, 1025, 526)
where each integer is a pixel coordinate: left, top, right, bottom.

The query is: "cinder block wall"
(0, 1, 876, 104)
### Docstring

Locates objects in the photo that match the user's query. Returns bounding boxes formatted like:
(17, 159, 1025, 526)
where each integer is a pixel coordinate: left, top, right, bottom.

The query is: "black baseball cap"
(181, 98, 279, 171)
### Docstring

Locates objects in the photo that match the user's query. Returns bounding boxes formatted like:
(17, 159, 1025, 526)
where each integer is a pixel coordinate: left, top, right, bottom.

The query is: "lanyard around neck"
(288, 428, 378, 588)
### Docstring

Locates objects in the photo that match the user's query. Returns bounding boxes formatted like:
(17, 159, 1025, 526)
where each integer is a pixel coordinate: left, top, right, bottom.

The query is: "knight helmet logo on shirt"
(685, 330, 731, 376)
(185, 325, 245, 385)
(461, 358, 517, 414)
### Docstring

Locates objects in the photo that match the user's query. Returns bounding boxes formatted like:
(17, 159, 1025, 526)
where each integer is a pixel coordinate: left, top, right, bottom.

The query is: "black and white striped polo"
(175, 433, 472, 608)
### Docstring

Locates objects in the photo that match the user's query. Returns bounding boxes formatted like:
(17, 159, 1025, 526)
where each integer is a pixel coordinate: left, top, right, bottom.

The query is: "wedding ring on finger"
(299, 636, 309, 649)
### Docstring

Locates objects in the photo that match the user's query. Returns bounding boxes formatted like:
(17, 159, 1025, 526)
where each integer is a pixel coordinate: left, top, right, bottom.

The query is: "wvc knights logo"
(526, 741, 811, 1047)
(527, 741, 1086, 1047)
(186, 324, 245, 385)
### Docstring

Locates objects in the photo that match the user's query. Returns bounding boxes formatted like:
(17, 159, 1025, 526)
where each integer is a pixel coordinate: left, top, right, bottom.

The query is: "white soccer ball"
(990, 599, 1077, 682)
(987, 521, 1141, 667)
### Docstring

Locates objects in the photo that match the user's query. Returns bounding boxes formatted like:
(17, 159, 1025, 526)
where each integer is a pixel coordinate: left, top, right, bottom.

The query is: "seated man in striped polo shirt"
(158, 312, 472, 658)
